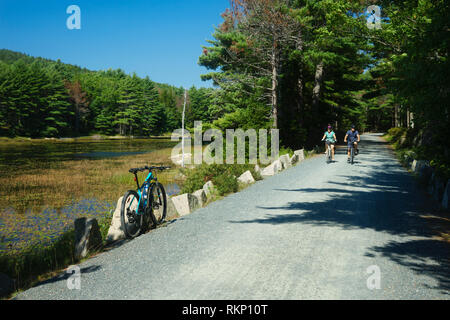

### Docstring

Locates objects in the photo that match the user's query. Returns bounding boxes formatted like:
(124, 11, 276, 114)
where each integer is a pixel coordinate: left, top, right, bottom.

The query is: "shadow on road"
(33, 265, 102, 288)
(230, 137, 450, 294)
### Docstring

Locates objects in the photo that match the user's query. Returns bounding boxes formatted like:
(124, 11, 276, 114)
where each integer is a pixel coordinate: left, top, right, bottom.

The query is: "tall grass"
(0, 146, 181, 298)
(0, 147, 178, 214)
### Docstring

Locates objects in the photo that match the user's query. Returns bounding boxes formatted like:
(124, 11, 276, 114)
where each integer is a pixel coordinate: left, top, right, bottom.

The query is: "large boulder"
(290, 154, 299, 166)
(203, 181, 216, 199)
(427, 172, 446, 203)
(192, 189, 207, 207)
(238, 171, 255, 184)
(411, 160, 428, 173)
(106, 197, 126, 243)
(254, 165, 263, 176)
(403, 154, 414, 167)
(74, 217, 103, 260)
(413, 129, 433, 148)
(411, 160, 432, 184)
(279, 154, 291, 170)
(442, 180, 450, 210)
(166, 197, 180, 220)
(261, 159, 282, 178)
(0, 273, 15, 297)
(294, 149, 305, 162)
(171, 193, 200, 216)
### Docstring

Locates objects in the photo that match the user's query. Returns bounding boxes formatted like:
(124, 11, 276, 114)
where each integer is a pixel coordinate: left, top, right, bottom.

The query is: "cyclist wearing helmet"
(344, 125, 360, 162)
(321, 125, 337, 161)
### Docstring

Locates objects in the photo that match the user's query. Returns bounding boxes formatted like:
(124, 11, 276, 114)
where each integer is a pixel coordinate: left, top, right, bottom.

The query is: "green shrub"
(0, 229, 76, 296)
(0, 208, 113, 298)
(180, 163, 261, 196)
(387, 127, 407, 143)
(98, 210, 114, 243)
(212, 173, 239, 195)
(279, 146, 293, 157)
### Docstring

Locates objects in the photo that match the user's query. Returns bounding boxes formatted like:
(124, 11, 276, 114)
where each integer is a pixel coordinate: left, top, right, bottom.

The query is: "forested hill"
(0, 49, 189, 138)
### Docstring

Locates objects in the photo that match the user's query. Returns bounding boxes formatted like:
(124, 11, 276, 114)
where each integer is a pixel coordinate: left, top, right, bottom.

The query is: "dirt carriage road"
(16, 133, 449, 300)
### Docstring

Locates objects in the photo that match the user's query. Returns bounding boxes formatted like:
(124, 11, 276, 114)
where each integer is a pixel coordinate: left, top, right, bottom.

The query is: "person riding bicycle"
(321, 125, 337, 161)
(344, 125, 360, 162)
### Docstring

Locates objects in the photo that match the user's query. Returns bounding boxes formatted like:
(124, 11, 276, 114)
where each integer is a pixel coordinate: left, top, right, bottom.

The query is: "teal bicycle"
(121, 166, 170, 239)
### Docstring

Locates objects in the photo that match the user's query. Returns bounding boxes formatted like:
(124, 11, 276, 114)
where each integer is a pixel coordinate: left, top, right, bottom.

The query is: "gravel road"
(16, 133, 449, 300)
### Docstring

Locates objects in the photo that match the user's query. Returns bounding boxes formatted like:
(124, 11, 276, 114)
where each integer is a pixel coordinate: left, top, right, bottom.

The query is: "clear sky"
(0, 0, 229, 88)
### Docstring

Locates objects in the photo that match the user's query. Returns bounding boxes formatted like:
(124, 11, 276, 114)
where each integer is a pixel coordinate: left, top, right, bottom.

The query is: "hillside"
(0, 49, 185, 138)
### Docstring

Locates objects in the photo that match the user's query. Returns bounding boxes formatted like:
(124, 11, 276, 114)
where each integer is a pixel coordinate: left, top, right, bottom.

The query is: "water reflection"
(0, 138, 176, 168)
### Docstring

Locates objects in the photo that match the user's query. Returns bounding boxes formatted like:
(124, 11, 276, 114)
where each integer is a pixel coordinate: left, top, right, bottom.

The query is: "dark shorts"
(348, 141, 357, 148)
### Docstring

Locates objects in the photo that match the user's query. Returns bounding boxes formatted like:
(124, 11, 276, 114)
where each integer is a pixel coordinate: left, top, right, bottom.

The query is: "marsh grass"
(0, 146, 185, 298)
(0, 147, 178, 214)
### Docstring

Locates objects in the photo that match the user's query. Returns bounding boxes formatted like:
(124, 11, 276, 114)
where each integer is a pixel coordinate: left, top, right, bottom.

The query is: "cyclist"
(321, 125, 337, 161)
(344, 125, 361, 162)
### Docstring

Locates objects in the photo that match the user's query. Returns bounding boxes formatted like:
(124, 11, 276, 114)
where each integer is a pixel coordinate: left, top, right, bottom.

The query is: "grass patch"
(0, 144, 182, 298)
(180, 163, 263, 196)
(0, 147, 176, 214)
(0, 204, 116, 299)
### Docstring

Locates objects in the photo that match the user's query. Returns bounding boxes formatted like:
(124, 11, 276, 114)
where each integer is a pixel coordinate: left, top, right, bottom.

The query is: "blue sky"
(0, 0, 229, 88)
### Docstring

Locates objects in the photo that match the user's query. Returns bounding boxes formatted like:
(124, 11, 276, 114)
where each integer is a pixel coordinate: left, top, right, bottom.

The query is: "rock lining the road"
(106, 197, 126, 243)
(74, 217, 103, 260)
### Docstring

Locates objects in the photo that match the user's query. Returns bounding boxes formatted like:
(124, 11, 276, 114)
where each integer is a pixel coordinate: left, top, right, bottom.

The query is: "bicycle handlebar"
(129, 166, 171, 174)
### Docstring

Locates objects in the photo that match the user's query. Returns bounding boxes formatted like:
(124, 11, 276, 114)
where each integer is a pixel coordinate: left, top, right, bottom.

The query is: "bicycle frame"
(129, 171, 158, 216)
(348, 141, 357, 164)
(325, 141, 333, 162)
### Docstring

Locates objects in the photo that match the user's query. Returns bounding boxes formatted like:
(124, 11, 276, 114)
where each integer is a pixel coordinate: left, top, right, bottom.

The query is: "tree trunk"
(295, 36, 304, 116)
(312, 61, 324, 108)
(75, 103, 80, 135)
(394, 105, 400, 127)
(406, 108, 411, 128)
(271, 45, 279, 129)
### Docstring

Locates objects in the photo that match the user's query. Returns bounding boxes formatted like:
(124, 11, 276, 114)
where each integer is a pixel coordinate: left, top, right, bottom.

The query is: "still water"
(0, 138, 177, 169)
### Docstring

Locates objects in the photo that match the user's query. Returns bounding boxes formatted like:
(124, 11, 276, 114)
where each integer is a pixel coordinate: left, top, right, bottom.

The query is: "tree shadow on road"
(230, 148, 450, 294)
(367, 239, 449, 295)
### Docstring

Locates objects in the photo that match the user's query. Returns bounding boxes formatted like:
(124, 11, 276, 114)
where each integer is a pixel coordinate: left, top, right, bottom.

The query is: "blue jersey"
(347, 130, 359, 143)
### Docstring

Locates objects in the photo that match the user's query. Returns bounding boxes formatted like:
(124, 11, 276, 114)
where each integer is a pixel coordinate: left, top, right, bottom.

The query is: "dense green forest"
(0, 49, 190, 137)
(0, 0, 448, 164)
(199, 0, 448, 149)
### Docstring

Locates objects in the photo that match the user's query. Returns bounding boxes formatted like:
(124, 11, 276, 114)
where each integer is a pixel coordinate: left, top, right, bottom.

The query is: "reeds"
(0, 147, 178, 214)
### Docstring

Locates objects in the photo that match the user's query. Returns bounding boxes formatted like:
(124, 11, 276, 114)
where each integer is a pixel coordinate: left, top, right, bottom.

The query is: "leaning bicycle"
(121, 165, 170, 239)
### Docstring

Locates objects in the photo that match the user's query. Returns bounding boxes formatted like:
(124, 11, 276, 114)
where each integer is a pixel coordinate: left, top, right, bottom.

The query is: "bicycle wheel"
(121, 190, 144, 239)
(148, 182, 167, 225)
(351, 146, 355, 164)
(326, 146, 330, 163)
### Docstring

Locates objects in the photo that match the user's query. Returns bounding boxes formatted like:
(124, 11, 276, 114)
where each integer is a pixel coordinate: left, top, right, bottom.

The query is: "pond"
(0, 137, 177, 170)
